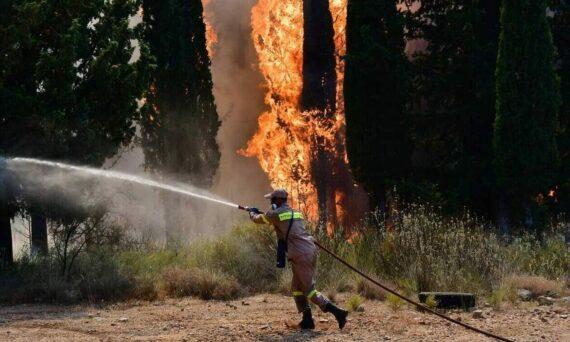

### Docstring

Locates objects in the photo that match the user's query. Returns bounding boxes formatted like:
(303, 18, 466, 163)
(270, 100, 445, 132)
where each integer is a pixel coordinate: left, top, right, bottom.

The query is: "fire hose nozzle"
(237, 205, 262, 214)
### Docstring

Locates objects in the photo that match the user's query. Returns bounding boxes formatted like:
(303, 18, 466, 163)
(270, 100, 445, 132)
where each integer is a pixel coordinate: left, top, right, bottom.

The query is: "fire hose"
(238, 205, 513, 342)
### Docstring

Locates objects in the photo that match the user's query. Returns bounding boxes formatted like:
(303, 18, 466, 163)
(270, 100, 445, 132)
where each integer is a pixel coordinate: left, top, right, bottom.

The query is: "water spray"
(8, 157, 240, 209)
(4, 157, 512, 341)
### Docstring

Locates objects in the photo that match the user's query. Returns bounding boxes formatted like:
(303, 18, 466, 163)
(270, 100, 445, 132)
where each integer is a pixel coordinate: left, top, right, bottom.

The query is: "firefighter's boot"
(325, 303, 348, 329)
(299, 308, 315, 329)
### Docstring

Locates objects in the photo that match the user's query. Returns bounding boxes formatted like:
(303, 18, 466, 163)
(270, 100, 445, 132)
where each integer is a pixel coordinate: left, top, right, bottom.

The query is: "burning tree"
(242, 0, 366, 229)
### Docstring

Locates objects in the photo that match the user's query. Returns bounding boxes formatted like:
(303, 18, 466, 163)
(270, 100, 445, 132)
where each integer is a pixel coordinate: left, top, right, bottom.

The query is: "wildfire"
(202, 0, 218, 57)
(241, 0, 352, 222)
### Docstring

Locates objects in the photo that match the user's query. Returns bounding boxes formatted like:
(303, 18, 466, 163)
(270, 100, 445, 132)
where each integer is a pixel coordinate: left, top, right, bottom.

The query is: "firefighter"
(249, 188, 348, 330)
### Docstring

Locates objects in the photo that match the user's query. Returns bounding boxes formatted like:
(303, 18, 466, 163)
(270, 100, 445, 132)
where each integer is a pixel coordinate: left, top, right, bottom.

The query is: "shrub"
(356, 279, 387, 300)
(424, 294, 438, 309)
(386, 293, 405, 311)
(505, 275, 563, 297)
(346, 294, 364, 312)
(161, 266, 242, 300)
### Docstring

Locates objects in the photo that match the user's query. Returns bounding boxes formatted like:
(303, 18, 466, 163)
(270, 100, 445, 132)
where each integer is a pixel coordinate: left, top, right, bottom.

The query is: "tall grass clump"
(310, 205, 569, 297)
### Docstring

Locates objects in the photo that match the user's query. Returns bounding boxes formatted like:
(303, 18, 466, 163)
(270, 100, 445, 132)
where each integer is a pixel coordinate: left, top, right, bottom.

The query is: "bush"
(2, 208, 567, 306)
(356, 279, 387, 300)
(161, 266, 242, 300)
(346, 294, 364, 312)
(386, 293, 405, 311)
(504, 275, 564, 297)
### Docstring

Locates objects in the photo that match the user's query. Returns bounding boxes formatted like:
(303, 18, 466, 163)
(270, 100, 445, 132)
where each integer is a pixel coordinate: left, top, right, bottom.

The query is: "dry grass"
(356, 279, 387, 300)
(505, 275, 564, 297)
(161, 266, 242, 300)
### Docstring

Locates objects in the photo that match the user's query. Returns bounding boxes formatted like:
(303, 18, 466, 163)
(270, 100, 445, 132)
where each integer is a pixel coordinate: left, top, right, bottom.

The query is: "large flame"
(241, 0, 350, 221)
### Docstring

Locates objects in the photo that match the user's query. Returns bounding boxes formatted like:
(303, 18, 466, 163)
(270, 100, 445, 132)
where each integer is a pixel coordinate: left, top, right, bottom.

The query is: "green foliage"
(0, 0, 151, 164)
(346, 294, 364, 312)
(406, 0, 500, 216)
(0, 0, 151, 260)
(344, 0, 410, 205)
(386, 293, 405, 311)
(549, 0, 570, 214)
(424, 294, 438, 309)
(494, 0, 561, 225)
(1, 212, 568, 305)
(140, 0, 220, 186)
(488, 283, 517, 310)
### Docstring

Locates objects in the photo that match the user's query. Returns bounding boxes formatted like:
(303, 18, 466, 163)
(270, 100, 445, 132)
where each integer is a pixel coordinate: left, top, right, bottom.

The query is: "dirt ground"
(0, 293, 568, 341)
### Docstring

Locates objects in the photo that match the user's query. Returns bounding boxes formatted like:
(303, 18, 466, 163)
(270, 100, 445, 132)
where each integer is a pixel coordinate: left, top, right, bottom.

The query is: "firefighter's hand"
(249, 211, 256, 220)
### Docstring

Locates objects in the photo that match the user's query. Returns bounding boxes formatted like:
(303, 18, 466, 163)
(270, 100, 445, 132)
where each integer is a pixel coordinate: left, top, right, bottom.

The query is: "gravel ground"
(0, 293, 568, 341)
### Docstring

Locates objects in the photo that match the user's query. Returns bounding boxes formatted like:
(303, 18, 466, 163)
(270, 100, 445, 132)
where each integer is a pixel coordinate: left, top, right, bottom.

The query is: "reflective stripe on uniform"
(278, 211, 304, 221)
(292, 291, 304, 297)
(307, 289, 318, 299)
(261, 214, 270, 224)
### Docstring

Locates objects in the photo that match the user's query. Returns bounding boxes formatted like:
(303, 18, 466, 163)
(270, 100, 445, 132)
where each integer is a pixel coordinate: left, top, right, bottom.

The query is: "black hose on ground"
(237, 205, 512, 341)
(313, 240, 514, 342)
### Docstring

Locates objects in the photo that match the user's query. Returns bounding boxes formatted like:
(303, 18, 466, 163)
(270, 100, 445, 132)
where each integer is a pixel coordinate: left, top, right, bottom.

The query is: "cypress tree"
(408, 0, 500, 215)
(494, 0, 561, 230)
(549, 0, 569, 213)
(141, 0, 220, 243)
(344, 0, 409, 206)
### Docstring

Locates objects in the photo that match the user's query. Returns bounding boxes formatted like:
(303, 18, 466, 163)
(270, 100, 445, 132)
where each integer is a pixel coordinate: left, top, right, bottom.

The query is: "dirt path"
(0, 293, 568, 341)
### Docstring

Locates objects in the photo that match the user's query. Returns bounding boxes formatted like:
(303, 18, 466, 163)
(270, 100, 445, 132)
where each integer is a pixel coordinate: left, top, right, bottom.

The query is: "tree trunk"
(496, 195, 510, 239)
(0, 211, 13, 265)
(301, 0, 337, 228)
(31, 211, 48, 256)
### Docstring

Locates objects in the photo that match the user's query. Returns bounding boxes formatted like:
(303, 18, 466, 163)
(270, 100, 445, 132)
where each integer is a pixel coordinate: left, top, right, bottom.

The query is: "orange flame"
(202, 0, 218, 57)
(241, 0, 350, 221)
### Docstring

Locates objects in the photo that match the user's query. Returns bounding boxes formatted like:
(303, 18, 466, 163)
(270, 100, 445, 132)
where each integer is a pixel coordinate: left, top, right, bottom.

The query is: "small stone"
(517, 289, 533, 301)
(163, 326, 168, 331)
(537, 296, 554, 306)
(560, 314, 568, 319)
(241, 300, 250, 306)
(118, 317, 128, 322)
(454, 316, 462, 322)
(384, 335, 391, 340)
(545, 291, 559, 298)
(87, 314, 94, 318)
(180, 308, 184, 312)
(319, 318, 329, 323)
(418, 321, 427, 325)
(355, 305, 365, 312)
(110, 323, 116, 326)
(261, 324, 271, 330)
(472, 310, 484, 319)
(540, 316, 548, 323)
(561, 297, 570, 303)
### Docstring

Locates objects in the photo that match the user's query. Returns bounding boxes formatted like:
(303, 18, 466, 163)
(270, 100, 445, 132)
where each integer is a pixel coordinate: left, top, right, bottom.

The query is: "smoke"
(102, 0, 271, 238)
(207, 0, 270, 208)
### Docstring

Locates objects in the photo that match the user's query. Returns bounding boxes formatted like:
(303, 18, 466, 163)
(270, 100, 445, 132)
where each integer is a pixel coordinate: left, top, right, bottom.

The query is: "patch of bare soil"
(0, 293, 568, 341)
